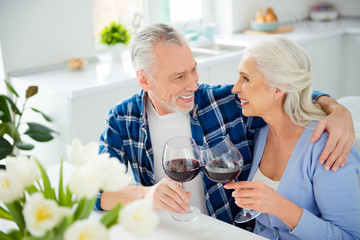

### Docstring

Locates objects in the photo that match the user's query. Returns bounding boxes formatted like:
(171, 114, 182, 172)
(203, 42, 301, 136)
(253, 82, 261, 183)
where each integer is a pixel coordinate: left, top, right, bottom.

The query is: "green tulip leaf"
(25, 86, 38, 99)
(31, 108, 52, 122)
(74, 197, 97, 221)
(0, 232, 12, 240)
(0, 205, 13, 221)
(5, 201, 25, 234)
(4, 80, 19, 98)
(100, 202, 122, 228)
(35, 158, 56, 200)
(0, 136, 12, 160)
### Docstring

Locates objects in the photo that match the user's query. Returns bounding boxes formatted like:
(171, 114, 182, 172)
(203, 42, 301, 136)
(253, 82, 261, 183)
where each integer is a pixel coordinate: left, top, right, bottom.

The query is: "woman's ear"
(137, 70, 151, 91)
(274, 88, 286, 100)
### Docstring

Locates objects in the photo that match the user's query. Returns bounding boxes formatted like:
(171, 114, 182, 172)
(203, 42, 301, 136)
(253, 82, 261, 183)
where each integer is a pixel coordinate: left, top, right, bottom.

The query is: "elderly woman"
(225, 36, 360, 239)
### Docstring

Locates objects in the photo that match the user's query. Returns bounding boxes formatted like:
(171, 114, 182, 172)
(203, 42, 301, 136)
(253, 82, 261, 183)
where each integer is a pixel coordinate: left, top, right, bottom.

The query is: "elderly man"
(95, 23, 354, 225)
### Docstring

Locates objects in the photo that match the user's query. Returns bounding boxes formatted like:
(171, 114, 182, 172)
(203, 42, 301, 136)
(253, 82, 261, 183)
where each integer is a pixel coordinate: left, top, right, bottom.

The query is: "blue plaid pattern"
(95, 83, 325, 226)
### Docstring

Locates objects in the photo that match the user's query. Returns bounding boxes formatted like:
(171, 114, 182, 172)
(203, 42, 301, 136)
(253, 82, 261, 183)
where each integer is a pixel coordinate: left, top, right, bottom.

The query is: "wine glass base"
(171, 206, 200, 222)
(235, 209, 261, 223)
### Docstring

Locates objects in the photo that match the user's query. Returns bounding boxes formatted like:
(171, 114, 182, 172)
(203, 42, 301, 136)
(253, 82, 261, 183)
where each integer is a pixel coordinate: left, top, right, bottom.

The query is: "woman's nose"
(232, 78, 243, 94)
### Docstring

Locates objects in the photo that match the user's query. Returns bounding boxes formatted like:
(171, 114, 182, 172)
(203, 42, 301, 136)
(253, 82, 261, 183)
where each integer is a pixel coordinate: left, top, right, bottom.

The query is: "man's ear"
(137, 70, 151, 91)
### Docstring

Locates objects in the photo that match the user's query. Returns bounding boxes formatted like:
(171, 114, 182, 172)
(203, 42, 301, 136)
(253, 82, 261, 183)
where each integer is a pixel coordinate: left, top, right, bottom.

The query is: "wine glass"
(234, 175, 261, 223)
(201, 136, 260, 223)
(201, 136, 243, 183)
(162, 136, 201, 222)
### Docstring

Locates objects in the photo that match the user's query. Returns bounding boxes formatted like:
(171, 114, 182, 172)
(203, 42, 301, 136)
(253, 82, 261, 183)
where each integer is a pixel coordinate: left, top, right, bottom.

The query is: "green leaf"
(52, 216, 72, 240)
(31, 108, 52, 122)
(0, 95, 11, 122)
(15, 141, 34, 151)
(25, 184, 39, 195)
(4, 80, 19, 98)
(1, 95, 20, 115)
(24, 122, 58, 142)
(35, 158, 56, 200)
(5, 201, 25, 234)
(0, 122, 21, 142)
(0, 205, 13, 221)
(0, 136, 12, 160)
(58, 159, 69, 207)
(74, 197, 97, 221)
(25, 86, 38, 99)
(0, 231, 17, 240)
(100, 202, 122, 228)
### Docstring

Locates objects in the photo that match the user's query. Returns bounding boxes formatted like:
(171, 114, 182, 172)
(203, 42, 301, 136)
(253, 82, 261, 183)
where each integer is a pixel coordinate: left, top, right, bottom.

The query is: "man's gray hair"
(129, 23, 186, 78)
(245, 35, 326, 127)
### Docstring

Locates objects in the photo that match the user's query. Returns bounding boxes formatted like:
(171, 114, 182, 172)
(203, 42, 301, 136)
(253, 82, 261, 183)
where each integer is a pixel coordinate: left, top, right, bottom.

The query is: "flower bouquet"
(0, 139, 159, 240)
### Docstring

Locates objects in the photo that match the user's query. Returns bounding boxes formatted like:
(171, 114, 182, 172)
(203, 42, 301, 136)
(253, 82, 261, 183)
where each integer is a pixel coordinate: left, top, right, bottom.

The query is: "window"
(93, 0, 143, 43)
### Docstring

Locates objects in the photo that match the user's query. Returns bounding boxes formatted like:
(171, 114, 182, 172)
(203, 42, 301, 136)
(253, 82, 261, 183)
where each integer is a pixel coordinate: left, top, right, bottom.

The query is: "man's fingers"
(319, 133, 337, 164)
(311, 120, 327, 143)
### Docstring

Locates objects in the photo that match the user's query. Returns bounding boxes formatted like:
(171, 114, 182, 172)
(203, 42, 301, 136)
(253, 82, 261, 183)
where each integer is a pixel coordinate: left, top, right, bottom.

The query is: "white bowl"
(310, 11, 338, 21)
(250, 20, 279, 32)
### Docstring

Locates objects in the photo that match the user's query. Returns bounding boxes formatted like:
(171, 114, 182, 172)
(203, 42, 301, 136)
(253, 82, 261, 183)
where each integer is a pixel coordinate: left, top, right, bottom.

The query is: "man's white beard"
(153, 94, 194, 113)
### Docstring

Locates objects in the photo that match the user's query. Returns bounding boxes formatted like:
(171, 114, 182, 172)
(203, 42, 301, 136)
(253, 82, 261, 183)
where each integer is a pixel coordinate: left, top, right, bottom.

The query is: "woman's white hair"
(129, 23, 186, 80)
(245, 35, 326, 127)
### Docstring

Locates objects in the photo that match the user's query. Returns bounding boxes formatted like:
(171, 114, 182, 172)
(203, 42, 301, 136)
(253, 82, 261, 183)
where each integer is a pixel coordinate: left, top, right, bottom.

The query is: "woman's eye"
(243, 76, 249, 82)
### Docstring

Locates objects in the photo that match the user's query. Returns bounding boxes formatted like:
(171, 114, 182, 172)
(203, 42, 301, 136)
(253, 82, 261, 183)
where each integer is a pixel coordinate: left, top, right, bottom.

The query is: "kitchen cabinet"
(300, 35, 343, 99)
(344, 34, 360, 96)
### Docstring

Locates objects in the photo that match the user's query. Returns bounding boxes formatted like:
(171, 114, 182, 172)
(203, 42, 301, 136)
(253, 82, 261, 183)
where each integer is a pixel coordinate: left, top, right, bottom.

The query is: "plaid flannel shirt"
(95, 83, 325, 226)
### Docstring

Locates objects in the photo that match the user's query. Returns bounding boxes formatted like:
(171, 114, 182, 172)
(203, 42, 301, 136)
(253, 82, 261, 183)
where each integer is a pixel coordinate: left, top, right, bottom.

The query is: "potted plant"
(0, 80, 58, 167)
(99, 21, 131, 61)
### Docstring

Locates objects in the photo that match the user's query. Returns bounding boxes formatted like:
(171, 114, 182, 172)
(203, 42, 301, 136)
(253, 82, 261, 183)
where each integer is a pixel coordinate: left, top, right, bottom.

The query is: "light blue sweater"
(250, 121, 360, 240)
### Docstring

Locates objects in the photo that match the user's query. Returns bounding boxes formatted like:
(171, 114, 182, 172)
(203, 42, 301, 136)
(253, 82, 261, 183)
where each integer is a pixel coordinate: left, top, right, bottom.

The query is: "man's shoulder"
(195, 84, 236, 105)
(110, 92, 143, 115)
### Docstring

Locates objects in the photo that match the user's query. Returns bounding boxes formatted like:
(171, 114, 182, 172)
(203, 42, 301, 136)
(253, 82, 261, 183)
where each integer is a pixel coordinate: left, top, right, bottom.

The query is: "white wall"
(0, 0, 96, 75)
(214, 0, 360, 34)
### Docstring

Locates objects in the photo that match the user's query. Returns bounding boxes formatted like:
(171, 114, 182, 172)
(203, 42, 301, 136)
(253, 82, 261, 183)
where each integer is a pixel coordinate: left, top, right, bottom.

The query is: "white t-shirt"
(146, 98, 207, 214)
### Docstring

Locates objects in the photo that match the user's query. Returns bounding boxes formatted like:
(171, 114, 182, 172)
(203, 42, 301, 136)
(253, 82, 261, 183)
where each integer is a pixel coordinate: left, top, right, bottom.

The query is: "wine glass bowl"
(162, 136, 201, 222)
(201, 136, 243, 183)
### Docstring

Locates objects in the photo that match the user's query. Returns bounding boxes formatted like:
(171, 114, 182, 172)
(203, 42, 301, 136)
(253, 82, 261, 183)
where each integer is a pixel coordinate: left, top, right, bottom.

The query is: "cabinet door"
(301, 36, 343, 99)
(209, 55, 242, 85)
(69, 82, 141, 145)
(344, 34, 360, 96)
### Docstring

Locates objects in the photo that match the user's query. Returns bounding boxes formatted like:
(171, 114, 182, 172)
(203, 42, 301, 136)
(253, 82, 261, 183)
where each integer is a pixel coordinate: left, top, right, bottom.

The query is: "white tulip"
(66, 138, 99, 166)
(68, 164, 103, 199)
(23, 193, 60, 237)
(6, 155, 41, 187)
(64, 219, 109, 240)
(119, 199, 159, 238)
(0, 170, 24, 203)
(95, 155, 132, 192)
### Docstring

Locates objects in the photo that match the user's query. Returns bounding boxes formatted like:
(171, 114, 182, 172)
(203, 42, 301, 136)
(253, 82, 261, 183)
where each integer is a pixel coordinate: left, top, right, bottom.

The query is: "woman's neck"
(262, 107, 305, 141)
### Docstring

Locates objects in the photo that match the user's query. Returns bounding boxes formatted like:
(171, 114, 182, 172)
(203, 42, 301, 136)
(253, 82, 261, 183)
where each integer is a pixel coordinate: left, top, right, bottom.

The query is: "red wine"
(164, 158, 200, 182)
(204, 159, 241, 183)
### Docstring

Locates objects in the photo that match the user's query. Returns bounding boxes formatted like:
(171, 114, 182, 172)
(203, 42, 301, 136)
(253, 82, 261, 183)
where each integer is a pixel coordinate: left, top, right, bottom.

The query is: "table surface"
(91, 210, 268, 240)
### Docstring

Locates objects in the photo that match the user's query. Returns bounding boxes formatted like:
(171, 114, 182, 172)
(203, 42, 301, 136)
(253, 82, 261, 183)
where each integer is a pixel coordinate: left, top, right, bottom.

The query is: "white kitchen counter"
(217, 17, 360, 46)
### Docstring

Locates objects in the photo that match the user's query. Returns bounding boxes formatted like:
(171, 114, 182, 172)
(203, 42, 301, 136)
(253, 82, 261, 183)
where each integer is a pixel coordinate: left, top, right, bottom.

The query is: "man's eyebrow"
(169, 71, 185, 79)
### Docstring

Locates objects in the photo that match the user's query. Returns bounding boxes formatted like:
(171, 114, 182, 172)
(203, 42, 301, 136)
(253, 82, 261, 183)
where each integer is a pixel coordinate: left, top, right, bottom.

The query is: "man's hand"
(312, 97, 355, 172)
(144, 178, 191, 213)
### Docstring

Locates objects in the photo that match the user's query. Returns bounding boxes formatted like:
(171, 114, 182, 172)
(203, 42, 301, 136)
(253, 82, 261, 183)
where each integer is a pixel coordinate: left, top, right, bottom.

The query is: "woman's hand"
(224, 181, 303, 230)
(224, 181, 281, 214)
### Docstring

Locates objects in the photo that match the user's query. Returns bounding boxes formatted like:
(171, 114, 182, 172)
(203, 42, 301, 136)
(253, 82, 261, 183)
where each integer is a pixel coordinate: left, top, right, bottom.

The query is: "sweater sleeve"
(290, 139, 360, 239)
